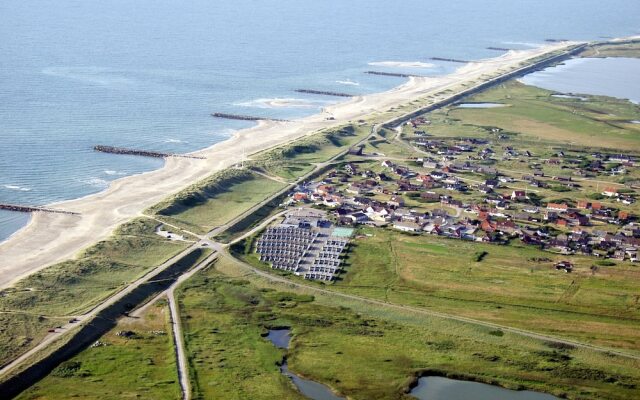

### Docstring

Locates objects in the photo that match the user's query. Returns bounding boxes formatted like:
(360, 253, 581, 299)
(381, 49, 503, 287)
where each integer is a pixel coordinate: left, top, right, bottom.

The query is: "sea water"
(1, 0, 639, 240)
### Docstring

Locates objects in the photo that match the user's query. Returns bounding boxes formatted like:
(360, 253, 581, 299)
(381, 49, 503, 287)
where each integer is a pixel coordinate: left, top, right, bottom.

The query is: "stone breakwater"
(93, 145, 206, 160)
(211, 112, 289, 122)
(0, 204, 79, 215)
(365, 70, 421, 78)
(295, 89, 353, 98)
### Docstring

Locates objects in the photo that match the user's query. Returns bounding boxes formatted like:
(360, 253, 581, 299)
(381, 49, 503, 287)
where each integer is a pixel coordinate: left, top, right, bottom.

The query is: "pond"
(550, 94, 587, 100)
(266, 328, 345, 400)
(266, 330, 558, 400)
(456, 102, 507, 108)
(410, 376, 559, 400)
(266, 328, 291, 349)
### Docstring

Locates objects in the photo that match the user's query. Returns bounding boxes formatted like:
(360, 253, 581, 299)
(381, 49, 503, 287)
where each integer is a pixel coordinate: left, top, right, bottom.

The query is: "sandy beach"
(0, 41, 575, 289)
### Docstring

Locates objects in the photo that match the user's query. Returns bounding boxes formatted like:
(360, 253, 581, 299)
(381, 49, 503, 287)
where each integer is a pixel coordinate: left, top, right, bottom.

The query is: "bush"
(473, 251, 488, 262)
(550, 185, 571, 192)
(52, 361, 82, 378)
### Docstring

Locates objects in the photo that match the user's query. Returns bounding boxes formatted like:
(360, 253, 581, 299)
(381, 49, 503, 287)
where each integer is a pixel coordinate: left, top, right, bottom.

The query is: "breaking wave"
(104, 170, 127, 176)
(42, 66, 135, 87)
(79, 177, 109, 188)
(2, 184, 32, 192)
(234, 97, 330, 109)
(164, 138, 188, 144)
(368, 61, 435, 68)
(336, 79, 360, 86)
(501, 41, 542, 48)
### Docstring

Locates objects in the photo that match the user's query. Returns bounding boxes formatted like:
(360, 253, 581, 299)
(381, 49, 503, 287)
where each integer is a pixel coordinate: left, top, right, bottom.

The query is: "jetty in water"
(295, 89, 353, 98)
(94, 145, 205, 160)
(365, 71, 421, 78)
(0, 203, 79, 216)
(429, 57, 470, 64)
(211, 113, 289, 122)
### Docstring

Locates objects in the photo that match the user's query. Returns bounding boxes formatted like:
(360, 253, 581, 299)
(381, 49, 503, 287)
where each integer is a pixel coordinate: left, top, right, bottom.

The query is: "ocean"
(1, 0, 639, 241)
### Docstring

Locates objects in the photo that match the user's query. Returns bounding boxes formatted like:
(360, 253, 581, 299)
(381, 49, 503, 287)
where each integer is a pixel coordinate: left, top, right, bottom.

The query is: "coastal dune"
(0, 42, 574, 289)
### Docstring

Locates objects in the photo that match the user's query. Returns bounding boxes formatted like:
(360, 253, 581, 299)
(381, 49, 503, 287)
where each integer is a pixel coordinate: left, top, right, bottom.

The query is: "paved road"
(167, 251, 217, 400)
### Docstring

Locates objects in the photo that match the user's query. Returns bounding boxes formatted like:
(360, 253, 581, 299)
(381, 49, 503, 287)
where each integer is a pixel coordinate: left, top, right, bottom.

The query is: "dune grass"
(0, 218, 190, 368)
(150, 169, 286, 235)
(251, 124, 370, 180)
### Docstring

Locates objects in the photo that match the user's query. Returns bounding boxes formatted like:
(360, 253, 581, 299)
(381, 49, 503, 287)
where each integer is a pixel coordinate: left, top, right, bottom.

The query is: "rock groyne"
(0, 204, 79, 216)
(295, 89, 353, 98)
(93, 145, 205, 160)
(211, 113, 289, 122)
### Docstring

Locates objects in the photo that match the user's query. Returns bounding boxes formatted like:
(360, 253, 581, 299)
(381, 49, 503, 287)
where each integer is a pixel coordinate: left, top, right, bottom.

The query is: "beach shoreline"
(0, 41, 578, 289)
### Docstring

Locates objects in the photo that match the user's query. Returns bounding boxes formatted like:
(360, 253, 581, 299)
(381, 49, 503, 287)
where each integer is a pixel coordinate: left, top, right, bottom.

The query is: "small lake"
(456, 102, 507, 108)
(267, 328, 291, 349)
(410, 376, 558, 400)
(550, 94, 587, 100)
(266, 328, 345, 400)
(520, 57, 640, 104)
(280, 363, 344, 400)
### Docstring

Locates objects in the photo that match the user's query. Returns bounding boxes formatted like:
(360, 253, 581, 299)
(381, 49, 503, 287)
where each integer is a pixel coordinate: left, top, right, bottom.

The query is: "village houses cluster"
(284, 118, 639, 264)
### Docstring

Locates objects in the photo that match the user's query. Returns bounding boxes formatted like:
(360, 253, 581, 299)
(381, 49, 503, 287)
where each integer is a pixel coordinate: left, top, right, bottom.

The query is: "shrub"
(473, 251, 488, 262)
(52, 361, 82, 378)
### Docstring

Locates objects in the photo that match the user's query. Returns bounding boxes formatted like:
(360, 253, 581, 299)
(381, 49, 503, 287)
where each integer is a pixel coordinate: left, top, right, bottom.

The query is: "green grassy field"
(16, 300, 181, 400)
(0, 218, 190, 368)
(580, 41, 640, 58)
(426, 81, 640, 150)
(336, 229, 640, 352)
(19, 256, 640, 400)
(177, 259, 640, 400)
(235, 225, 640, 354)
(150, 169, 287, 234)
